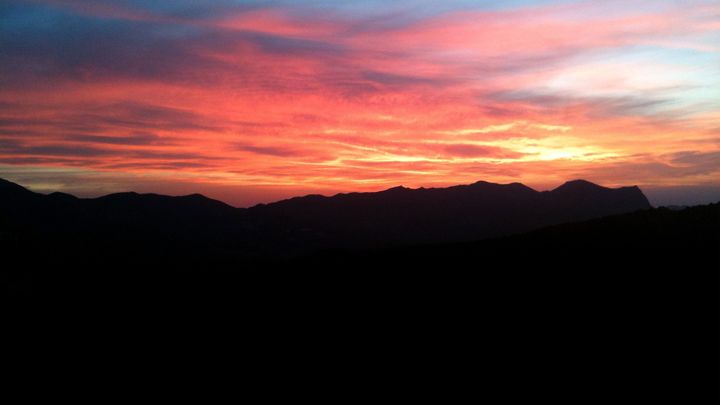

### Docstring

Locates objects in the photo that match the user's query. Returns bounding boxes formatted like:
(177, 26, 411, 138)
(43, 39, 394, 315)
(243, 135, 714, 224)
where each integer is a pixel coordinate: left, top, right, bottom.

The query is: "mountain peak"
(177, 193, 235, 209)
(47, 191, 78, 201)
(506, 182, 537, 192)
(384, 185, 408, 192)
(553, 179, 606, 192)
(547, 179, 651, 211)
(98, 191, 140, 201)
(181, 193, 212, 200)
(0, 178, 34, 195)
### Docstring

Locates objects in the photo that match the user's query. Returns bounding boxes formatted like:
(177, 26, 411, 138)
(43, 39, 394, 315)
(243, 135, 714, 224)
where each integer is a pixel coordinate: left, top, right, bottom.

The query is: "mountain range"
(2, 176, 718, 401)
(0, 178, 651, 254)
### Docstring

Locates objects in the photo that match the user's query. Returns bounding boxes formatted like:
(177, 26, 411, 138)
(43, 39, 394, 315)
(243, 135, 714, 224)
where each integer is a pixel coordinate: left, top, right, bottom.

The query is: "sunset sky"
(1, 0, 719, 206)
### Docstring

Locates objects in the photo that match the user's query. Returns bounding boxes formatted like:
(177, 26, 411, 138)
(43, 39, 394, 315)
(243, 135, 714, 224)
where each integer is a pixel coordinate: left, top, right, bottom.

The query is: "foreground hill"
(2, 178, 717, 402)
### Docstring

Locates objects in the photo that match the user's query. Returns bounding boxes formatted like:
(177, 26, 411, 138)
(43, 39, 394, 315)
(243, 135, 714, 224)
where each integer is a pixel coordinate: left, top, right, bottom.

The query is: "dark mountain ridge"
(0, 181, 650, 253)
(2, 178, 717, 402)
(246, 178, 650, 247)
(0, 177, 651, 253)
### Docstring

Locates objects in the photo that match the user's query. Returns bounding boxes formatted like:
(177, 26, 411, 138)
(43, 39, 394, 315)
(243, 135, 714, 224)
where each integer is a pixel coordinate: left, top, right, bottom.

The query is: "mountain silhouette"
(248, 179, 650, 247)
(0, 177, 650, 252)
(2, 177, 717, 402)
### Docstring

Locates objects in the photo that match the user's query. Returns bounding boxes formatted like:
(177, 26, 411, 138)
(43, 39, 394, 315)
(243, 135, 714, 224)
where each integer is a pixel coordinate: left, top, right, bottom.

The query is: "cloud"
(1, 143, 114, 157)
(235, 144, 304, 157)
(669, 151, 720, 167)
(442, 144, 526, 159)
(0, 0, 718, 203)
(67, 132, 163, 146)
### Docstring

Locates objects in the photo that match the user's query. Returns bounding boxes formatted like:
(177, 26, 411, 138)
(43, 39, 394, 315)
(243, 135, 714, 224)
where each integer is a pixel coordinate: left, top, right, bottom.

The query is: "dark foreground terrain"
(2, 178, 719, 401)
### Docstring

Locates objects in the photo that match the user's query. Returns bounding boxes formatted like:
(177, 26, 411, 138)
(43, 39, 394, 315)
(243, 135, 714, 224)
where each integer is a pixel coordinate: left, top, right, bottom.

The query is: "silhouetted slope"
(0, 177, 653, 254)
(0, 178, 42, 208)
(0, 178, 34, 195)
(250, 179, 651, 247)
(284, 203, 719, 403)
(0, 181, 244, 240)
(546, 179, 651, 220)
(2, 180, 717, 402)
(88, 192, 239, 232)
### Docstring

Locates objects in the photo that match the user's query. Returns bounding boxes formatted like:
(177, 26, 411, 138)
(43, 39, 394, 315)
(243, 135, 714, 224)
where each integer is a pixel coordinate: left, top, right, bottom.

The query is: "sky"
(1, 0, 719, 207)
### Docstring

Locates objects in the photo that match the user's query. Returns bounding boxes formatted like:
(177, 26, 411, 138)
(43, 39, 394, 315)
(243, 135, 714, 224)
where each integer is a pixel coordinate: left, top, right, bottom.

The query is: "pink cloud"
(1, 1, 718, 203)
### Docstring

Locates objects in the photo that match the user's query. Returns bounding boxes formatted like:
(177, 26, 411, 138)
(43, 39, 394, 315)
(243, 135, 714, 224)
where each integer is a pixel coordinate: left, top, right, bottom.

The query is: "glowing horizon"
(1, 0, 718, 206)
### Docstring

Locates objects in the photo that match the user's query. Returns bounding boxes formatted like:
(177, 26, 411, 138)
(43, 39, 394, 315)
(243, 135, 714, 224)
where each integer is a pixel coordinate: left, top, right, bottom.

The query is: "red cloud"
(1, 1, 718, 205)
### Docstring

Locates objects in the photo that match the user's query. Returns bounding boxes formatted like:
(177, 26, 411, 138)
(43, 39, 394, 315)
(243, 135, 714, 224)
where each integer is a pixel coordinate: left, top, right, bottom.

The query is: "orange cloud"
(1, 0, 718, 205)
